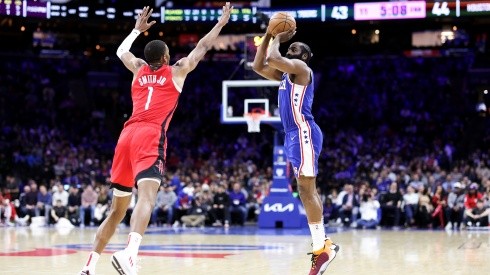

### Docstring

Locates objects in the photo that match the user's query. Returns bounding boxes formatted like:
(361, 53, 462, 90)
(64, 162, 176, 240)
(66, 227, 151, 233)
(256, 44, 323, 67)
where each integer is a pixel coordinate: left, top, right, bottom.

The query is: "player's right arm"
(264, 28, 308, 78)
(251, 32, 282, 81)
(116, 6, 156, 75)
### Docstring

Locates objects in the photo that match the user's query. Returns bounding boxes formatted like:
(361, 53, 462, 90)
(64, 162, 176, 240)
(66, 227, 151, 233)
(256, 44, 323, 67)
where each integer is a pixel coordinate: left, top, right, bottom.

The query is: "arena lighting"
(477, 102, 487, 112)
(440, 30, 455, 43)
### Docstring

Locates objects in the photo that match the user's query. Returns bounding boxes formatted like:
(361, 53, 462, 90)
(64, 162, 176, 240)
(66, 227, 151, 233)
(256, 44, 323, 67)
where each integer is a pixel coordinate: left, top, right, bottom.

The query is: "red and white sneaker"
(111, 250, 138, 275)
(308, 238, 340, 275)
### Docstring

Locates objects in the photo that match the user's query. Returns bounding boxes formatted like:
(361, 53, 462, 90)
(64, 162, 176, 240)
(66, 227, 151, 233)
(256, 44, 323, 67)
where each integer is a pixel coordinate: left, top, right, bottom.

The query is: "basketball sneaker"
(111, 250, 138, 275)
(307, 238, 340, 275)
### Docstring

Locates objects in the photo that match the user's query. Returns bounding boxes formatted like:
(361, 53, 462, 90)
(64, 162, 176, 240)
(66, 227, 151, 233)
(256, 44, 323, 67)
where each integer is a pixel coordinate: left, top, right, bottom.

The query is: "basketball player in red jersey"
(79, 3, 233, 275)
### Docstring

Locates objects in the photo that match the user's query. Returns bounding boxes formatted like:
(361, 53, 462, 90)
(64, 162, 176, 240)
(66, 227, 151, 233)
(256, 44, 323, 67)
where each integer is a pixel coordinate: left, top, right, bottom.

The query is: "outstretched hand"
(274, 27, 296, 43)
(217, 2, 233, 27)
(135, 6, 156, 33)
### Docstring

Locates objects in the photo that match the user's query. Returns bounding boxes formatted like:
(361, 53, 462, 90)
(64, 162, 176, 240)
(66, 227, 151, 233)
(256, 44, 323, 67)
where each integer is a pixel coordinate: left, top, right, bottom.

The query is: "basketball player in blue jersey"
(252, 28, 339, 275)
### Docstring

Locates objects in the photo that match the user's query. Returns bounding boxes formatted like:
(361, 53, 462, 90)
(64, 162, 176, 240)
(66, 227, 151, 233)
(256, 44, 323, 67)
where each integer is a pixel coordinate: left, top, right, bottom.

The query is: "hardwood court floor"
(0, 225, 488, 275)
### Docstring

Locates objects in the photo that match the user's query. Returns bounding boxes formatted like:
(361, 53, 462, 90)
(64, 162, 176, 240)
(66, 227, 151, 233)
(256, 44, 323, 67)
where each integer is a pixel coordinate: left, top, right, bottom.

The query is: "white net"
(244, 112, 267, 133)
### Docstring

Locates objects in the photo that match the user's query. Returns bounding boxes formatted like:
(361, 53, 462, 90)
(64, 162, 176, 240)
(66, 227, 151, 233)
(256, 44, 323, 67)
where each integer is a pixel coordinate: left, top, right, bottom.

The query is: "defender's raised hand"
(217, 2, 233, 27)
(135, 6, 156, 33)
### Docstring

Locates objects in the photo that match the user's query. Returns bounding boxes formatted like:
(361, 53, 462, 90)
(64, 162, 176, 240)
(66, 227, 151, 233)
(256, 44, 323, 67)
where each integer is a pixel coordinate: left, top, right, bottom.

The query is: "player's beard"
(286, 53, 302, 60)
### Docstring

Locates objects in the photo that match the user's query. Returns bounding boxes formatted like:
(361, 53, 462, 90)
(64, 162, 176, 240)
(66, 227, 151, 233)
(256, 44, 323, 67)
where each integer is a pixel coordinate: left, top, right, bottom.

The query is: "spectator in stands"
(380, 181, 402, 228)
(403, 185, 419, 227)
(173, 191, 193, 228)
(445, 182, 465, 230)
(431, 184, 448, 228)
(247, 182, 265, 222)
(36, 184, 52, 225)
(79, 184, 98, 227)
(408, 173, 424, 191)
(1, 198, 29, 226)
(323, 197, 336, 225)
(96, 185, 111, 207)
(417, 185, 433, 228)
(151, 184, 177, 226)
(355, 189, 381, 229)
(67, 185, 82, 226)
(19, 185, 37, 221)
(228, 182, 248, 226)
(93, 202, 109, 226)
(52, 183, 69, 207)
(180, 195, 208, 228)
(338, 183, 359, 227)
(333, 185, 346, 221)
(464, 182, 483, 212)
(4, 175, 20, 201)
(211, 184, 230, 227)
(50, 199, 67, 225)
(464, 199, 489, 227)
(375, 176, 390, 195)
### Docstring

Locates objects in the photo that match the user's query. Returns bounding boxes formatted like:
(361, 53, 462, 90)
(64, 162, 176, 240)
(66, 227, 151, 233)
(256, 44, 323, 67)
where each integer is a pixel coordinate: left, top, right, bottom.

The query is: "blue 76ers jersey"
(278, 72, 315, 132)
(279, 71, 323, 177)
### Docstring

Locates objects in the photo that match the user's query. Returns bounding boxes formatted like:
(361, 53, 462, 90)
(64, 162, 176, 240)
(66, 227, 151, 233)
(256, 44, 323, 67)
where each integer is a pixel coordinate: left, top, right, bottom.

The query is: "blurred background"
(0, 0, 489, 230)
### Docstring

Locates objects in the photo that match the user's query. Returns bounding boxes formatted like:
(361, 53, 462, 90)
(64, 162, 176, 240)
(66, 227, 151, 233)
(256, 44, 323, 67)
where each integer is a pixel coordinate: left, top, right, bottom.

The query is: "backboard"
(221, 80, 282, 128)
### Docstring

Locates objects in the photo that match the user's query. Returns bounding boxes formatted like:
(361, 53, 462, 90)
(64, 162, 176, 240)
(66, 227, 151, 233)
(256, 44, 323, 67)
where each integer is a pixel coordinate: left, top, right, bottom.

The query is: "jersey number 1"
(145, 86, 154, 110)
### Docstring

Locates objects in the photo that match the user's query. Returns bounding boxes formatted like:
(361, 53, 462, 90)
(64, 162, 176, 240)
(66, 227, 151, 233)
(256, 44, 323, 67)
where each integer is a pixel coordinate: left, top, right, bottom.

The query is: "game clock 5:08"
(354, 1, 426, 20)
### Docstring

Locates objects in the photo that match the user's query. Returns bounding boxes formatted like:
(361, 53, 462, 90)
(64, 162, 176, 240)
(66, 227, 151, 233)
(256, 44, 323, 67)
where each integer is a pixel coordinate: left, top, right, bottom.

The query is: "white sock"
(83, 251, 100, 272)
(125, 232, 142, 258)
(309, 219, 326, 252)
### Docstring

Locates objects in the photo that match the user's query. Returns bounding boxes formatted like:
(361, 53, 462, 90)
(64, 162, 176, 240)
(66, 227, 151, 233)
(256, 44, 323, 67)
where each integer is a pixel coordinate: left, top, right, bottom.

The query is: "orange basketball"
(268, 11, 296, 37)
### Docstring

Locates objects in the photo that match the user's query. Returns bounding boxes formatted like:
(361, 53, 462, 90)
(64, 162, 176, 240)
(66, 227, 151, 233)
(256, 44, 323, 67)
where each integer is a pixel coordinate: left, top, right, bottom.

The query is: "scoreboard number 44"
(432, 1, 450, 16)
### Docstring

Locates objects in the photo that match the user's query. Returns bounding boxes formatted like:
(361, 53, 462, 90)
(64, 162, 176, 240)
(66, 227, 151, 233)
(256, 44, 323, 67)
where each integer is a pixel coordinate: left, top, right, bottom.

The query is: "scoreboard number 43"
(331, 5, 349, 20)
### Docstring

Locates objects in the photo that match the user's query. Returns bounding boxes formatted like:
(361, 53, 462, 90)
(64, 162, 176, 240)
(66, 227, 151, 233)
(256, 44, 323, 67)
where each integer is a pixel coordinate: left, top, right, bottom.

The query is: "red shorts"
(110, 123, 166, 192)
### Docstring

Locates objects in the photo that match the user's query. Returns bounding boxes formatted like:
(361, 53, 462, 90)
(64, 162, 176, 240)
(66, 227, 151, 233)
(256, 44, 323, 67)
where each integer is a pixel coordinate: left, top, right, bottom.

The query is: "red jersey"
(464, 192, 483, 209)
(124, 64, 181, 130)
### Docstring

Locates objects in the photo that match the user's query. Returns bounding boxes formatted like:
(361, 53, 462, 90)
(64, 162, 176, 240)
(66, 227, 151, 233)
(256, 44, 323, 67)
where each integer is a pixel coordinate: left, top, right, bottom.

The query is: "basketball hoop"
(244, 108, 268, 133)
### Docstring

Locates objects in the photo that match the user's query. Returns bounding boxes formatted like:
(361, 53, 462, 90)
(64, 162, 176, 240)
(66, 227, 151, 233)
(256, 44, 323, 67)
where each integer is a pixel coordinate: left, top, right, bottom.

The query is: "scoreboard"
(0, 1, 490, 22)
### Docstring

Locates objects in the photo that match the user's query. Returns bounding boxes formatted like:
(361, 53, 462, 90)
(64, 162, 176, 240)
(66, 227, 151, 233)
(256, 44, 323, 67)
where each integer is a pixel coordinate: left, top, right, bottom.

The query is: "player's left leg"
(297, 175, 339, 275)
(287, 121, 340, 275)
(111, 179, 160, 275)
(80, 192, 132, 275)
(80, 131, 134, 275)
(111, 147, 163, 275)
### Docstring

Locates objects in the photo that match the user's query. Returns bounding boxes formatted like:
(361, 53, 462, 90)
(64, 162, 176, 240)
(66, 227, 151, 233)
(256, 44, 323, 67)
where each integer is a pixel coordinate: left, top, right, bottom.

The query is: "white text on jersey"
(138, 75, 166, 86)
(279, 80, 286, 90)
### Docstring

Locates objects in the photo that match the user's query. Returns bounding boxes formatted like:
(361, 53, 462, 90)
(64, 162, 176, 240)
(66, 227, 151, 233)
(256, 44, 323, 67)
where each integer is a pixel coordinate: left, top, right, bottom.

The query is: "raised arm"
(116, 6, 156, 75)
(172, 2, 233, 85)
(265, 28, 309, 78)
(251, 32, 282, 81)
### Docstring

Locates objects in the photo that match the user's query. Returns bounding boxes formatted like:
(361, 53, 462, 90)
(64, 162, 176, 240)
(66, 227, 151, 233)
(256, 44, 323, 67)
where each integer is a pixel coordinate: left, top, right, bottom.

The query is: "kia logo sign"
(263, 203, 294, 212)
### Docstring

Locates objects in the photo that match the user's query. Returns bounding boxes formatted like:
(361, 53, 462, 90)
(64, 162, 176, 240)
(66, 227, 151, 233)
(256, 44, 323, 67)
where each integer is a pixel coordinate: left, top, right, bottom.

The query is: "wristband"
(116, 29, 141, 58)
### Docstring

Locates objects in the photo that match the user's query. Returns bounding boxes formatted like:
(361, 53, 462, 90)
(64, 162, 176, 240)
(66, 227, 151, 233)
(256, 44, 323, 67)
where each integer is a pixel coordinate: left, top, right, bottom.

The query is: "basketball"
(268, 12, 296, 37)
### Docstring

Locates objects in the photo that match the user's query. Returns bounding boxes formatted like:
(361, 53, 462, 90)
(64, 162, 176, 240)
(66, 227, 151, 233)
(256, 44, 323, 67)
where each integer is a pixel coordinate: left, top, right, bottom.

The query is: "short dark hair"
(144, 40, 167, 64)
(299, 42, 313, 64)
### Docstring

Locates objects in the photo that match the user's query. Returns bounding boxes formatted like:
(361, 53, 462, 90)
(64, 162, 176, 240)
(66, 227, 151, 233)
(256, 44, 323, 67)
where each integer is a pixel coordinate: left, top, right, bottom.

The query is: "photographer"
(355, 189, 381, 229)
